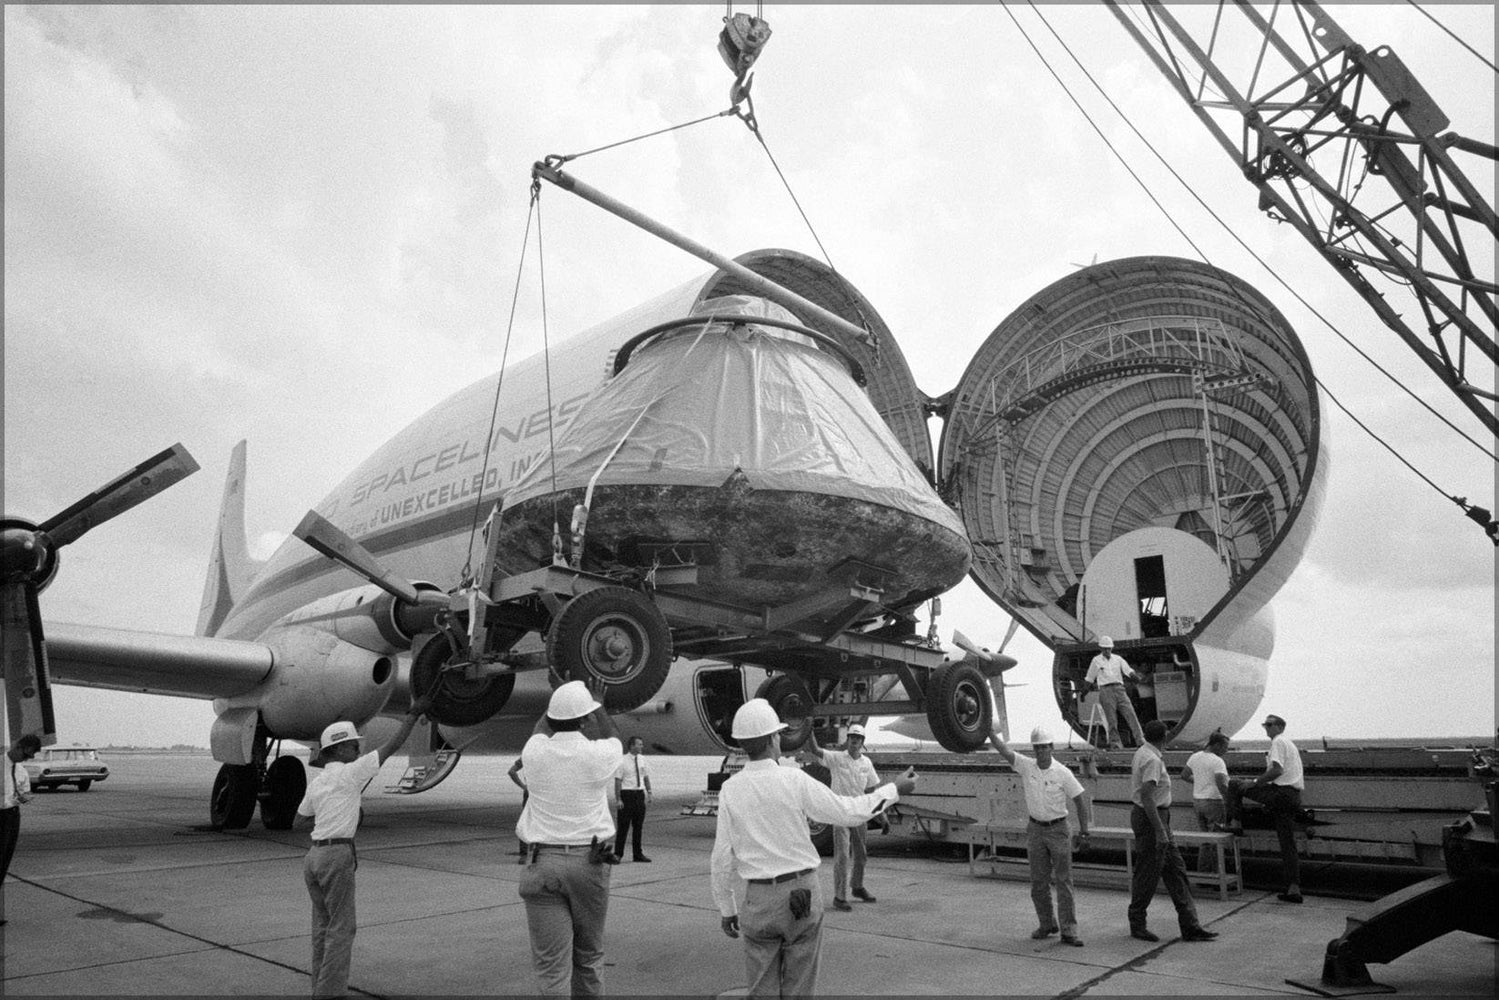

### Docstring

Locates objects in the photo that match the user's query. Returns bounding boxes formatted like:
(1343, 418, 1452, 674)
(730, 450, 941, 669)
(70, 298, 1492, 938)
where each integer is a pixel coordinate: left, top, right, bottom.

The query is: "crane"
(1106, 0, 1497, 441)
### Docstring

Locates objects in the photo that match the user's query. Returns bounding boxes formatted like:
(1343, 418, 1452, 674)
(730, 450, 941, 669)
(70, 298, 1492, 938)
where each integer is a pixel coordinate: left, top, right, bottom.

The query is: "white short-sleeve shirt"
(823, 750, 880, 797)
(1184, 750, 1229, 800)
(615, 752, 651, 791)
(1268, 734, 1305, 789)
(516, 732, 622, 845)
(297, 750, 382, 840)
(1012, 754, 1084, 822)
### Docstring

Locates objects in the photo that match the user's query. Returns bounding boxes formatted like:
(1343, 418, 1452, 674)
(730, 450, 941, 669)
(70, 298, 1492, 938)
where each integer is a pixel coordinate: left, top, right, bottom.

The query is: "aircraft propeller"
(293, 511, 448, 608)
(952, 624, 1020, 674)
(1, 444, 199, 744)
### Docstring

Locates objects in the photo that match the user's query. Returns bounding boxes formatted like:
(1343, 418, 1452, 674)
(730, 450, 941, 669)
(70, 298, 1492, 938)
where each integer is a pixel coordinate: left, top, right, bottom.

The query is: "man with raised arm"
(515, 678, 622, 997)
(294, 695, 432, 999)
(711, 699, 917, 998)
(799, 723, 882, 911)
(987, 719, 1091, 946)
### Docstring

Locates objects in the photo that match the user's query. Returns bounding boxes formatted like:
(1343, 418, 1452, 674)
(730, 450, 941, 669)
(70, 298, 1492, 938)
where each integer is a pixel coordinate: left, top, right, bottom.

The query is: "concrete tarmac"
(2, 753, 1493, 997)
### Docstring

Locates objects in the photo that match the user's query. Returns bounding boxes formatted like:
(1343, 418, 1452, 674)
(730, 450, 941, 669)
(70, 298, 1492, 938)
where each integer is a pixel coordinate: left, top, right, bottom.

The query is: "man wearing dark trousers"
(1225, 713, 1305, 903)
(1128, 720, 1218, 944)
(614, 736, 653, 862)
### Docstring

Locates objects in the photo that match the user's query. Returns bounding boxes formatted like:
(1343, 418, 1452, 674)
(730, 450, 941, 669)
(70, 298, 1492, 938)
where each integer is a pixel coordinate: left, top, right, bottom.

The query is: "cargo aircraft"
(4, 234, 1322, 831)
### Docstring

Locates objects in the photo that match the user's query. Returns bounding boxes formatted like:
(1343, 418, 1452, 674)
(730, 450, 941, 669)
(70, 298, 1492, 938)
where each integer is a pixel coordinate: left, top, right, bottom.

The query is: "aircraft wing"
(44, 621, 274, 701)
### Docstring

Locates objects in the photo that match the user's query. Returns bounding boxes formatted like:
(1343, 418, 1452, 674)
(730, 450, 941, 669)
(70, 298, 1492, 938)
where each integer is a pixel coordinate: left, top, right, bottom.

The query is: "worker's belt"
(1029, 815, 1068, 827)
(747, 867, 814, 885)
(311, 837, 355, 847)
(531, 843, 594, 852)
(1101, 682, 1124, 688)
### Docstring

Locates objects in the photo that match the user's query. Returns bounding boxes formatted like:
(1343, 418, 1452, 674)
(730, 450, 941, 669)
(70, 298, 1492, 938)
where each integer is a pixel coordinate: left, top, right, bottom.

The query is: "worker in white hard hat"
(515, 677, 622, 997)
(711, 698, 917, 998)
(1083, 635, 1145, 749)
(293, 694, 432, 999)
(798, 722, 882, 911)
(987, 713, 1092, 946)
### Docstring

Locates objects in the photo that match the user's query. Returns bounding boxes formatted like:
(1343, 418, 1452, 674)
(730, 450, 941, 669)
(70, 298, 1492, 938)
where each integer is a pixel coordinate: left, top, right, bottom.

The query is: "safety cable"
(536, 187, 561, 533)
(1403, 0, 1499, 75)
(460, 183, 541, 581)
(734, 92, 879, 352)
(1011, 2, 1498, 501)
(548, 107, 742, 165)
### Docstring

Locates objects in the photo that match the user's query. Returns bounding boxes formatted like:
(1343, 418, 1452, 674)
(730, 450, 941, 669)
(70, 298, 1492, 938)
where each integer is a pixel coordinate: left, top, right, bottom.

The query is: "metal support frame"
(1106, 0, 1498, 438)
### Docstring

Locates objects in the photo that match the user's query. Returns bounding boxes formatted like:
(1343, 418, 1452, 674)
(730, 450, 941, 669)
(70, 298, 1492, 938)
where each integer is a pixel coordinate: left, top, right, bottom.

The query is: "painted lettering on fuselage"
(346, 392, 589, 508)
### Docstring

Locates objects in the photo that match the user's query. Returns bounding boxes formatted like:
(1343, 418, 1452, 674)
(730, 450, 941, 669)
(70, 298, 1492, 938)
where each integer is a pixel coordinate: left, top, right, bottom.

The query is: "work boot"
(633, 855, 652, 863)
(853, 887, 876, 903)
(832, 898, 852, 912)
(1031, 925, 1058, 939)
(1060, 934, 1084, 947)
(1181, 927, 1219, 941)
(1130, 928, 1159, 942)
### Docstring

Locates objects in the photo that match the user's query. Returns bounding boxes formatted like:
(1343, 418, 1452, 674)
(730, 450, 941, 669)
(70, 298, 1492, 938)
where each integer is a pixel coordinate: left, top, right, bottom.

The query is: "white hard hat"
(547, 680, 601, 721)
(1098, 635, 1114, 648)
(846, 724, 867, 739)
(320, 721, 361, 750)
(1029, 726, 1054, 745)
(731, 698, 788, 740)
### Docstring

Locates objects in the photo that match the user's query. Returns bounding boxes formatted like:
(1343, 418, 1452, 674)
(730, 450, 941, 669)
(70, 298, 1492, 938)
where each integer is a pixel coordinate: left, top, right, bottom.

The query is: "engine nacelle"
(278, 583, 443, 654)
(246, 624, 397, 739)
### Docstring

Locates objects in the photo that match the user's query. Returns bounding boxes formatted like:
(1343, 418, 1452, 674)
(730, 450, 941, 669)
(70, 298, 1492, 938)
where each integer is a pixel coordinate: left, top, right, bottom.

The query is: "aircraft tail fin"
(195, 440, 264, 637)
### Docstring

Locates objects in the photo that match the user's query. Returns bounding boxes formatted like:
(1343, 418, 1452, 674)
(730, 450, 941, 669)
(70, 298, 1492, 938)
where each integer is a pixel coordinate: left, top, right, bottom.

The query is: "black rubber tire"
(260, 756, 307, 830)
(77, 780, 92, 792)
(411, 632, 516, 727)
(802, 761, 834, 855)
(754, 674, 815, 752)
(925, 661, 992, 753)
(210, 763, 259, 830)
(546, 587, 672, 712)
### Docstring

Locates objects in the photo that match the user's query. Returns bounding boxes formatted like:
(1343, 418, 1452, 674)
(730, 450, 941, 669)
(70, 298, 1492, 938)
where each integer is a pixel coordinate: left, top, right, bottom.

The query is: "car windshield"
(46, 749, 99, 761)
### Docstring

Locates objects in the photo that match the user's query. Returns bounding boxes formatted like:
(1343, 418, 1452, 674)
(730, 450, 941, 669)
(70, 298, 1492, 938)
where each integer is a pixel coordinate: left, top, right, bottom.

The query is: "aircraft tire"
(411, 633, 517, 727)
(210, 763, 259, 830)
(754, 674, 815, 752)
(547, 587, 672, 713)
(802, 760, 834, 855)
(925, 661, 992, 753)
(260, 756, 307, 830)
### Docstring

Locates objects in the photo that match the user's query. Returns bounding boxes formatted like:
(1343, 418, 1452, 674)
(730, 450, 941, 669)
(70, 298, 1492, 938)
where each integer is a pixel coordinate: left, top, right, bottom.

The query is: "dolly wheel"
(547, 587, 673, 712)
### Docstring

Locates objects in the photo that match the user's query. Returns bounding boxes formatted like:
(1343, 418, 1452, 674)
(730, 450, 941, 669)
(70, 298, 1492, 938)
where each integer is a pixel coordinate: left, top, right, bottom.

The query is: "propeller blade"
(952, 629, 988, 660)
(39, 444, 199, 547)
(953, 629, 1019, 672)
(998, 617, 1021, 653)
(294, 511, 422, 604)
(1, 581, 56, 745)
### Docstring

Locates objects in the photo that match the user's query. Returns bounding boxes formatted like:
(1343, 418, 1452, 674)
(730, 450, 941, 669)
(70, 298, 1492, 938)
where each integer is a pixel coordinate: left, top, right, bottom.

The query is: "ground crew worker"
(798, 723, 881, 911)
(710, 699, 916, 998)
(1181, 732, 1231, 873)
(509, 757, 528, 857)
(1127, 720, 1217, 944)
(613, 735, 653, 862)
(515, 679, 621, 997)
(2, 732, 42, 925)
(986, 721, 1090, 946)
(1225, 713, 1305, 903)
(294, 697, 431, 999)
(1085, 636, 1145, 749)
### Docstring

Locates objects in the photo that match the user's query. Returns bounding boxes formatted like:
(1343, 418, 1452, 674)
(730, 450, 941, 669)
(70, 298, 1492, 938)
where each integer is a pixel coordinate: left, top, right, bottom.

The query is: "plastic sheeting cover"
(502, 296, 965, 538)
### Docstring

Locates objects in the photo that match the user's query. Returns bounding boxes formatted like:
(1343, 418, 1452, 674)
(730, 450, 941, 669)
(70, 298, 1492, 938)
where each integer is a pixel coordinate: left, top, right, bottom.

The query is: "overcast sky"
(5, 4, 1494, 747)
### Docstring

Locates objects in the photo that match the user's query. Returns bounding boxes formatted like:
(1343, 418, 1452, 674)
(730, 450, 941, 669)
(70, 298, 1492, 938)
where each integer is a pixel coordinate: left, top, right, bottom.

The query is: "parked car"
(23, 746, 110, 791)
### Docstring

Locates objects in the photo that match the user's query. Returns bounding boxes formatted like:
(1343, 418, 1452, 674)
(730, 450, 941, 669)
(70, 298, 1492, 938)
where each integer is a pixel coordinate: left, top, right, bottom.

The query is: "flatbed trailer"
(868, 742, 1489, 870)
